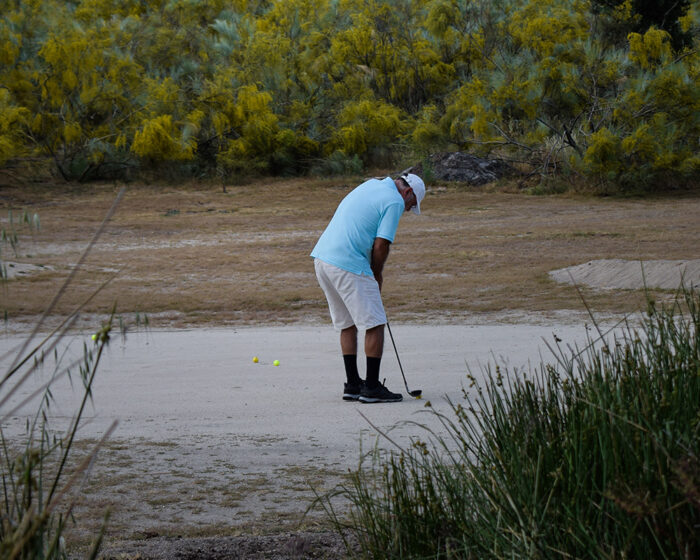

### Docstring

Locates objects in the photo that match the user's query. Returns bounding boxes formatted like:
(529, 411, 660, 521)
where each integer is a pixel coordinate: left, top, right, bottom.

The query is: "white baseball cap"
(401, 173, 426, 215)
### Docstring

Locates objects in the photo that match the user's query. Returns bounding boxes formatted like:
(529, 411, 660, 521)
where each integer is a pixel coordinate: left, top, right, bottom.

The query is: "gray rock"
(404, 152, 513, 186)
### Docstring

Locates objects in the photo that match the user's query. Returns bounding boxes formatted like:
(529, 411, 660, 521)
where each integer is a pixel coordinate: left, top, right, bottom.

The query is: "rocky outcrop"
(404, 152, 513, 185)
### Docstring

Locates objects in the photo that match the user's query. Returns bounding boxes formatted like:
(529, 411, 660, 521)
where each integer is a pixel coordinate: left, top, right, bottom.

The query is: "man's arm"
(370, 237, 391, 291)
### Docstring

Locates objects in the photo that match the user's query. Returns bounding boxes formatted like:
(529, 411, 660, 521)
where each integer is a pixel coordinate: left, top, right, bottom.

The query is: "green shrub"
(309, 150, 364, 177)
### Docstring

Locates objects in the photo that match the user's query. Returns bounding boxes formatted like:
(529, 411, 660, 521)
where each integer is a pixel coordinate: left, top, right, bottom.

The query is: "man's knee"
(365, 324, 385, 357)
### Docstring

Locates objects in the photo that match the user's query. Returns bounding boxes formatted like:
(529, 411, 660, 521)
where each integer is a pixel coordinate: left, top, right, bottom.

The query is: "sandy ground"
(550, 259, 700, 290)
(2, 318, 622, 558)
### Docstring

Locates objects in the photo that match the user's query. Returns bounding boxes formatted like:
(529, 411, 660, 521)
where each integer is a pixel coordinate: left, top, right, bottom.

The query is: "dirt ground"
(1, 177, 699, 559)
(98, 531, 358, 559)
(2, 177, 699, 330)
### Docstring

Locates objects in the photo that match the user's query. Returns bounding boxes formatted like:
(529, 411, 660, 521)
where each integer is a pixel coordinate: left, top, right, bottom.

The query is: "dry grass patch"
(1, 179, 699, 328)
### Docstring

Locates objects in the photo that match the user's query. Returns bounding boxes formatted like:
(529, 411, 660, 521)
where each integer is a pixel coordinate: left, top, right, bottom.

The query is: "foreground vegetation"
(0, 317, 116, 559)
(329, 288, 700, 558)
(1, 0, 698, 192)
(0, 195, 134, 559)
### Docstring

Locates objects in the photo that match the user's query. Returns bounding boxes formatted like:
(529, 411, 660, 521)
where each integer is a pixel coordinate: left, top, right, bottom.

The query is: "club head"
(409, 390, 422, 398)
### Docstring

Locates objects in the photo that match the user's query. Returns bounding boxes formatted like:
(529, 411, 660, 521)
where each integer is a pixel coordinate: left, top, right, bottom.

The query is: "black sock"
(366, 356, 381, 388)
(343, 354, 361, 384)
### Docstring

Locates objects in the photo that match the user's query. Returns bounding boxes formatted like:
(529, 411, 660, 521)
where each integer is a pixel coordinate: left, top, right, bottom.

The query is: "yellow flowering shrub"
(0, 0, 696, 188)
(628, 28, 672, 69)
(583, 127, 623, 178)
(0, 90, 29, 165)
(131, 115, 194, 161)
(331, 99, 403, 161)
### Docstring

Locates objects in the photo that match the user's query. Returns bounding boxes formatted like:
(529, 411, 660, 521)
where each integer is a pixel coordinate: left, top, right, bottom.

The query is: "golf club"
(386, 320, 422, 398)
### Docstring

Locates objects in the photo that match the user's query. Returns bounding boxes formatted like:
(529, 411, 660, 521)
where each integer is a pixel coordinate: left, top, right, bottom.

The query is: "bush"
(309, 150, 364, 177)
(330, 99, 404, 167)
(1, 0, 699, 190)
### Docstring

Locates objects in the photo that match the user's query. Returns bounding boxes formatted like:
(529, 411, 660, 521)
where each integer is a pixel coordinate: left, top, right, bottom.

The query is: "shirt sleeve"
(376, 202, 403, 243)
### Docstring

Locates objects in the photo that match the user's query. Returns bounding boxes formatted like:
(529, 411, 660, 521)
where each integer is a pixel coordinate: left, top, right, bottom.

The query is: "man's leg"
(340, 326, 361, 385)
(340, 325, 358, 355)
(316, 259, 361, 394)
(359, 323, 400, 402)
(364, 324, 384, 388)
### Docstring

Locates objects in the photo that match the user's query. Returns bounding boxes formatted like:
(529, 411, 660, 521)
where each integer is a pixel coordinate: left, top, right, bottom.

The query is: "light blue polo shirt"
(311, 177, 404, 277)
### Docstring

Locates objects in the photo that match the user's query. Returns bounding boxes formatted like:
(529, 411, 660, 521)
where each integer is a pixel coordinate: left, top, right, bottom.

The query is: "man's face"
(403, 186, 417, 213)
(401, 178, 417, 212)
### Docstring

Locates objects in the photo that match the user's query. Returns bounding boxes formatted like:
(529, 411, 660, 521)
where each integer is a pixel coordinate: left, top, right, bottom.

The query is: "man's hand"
(375, 272, 383, 292)
(371, 237, 391, 291)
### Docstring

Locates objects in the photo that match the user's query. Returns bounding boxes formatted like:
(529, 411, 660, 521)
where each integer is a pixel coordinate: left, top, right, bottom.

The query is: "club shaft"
(386, 320, 412, 394)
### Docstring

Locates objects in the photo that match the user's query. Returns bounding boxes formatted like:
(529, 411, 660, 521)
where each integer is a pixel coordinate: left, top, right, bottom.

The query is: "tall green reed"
(326, 288, 700, 559)
(1, 190, 128, 559)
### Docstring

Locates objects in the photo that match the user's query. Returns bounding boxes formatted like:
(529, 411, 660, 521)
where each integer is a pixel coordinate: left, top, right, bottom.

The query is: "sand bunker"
(550, 259, 700, 291)
(2, 261, 53, 279)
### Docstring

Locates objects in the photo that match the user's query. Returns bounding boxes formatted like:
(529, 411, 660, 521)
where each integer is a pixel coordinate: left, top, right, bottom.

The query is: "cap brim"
(411, 202, 421, 215)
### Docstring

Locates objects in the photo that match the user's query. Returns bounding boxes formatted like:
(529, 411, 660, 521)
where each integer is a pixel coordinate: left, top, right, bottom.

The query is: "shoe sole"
(358, 396, 403, 403)
(342, 393, 361, 401)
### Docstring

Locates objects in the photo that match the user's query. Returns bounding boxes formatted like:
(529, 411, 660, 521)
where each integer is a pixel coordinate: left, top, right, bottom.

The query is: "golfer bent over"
(311, 173, 425, 403)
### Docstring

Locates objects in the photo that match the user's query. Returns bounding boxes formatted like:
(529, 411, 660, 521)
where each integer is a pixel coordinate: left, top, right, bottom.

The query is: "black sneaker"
(343, 380, 364, 401)
(359, 382, 403, 403)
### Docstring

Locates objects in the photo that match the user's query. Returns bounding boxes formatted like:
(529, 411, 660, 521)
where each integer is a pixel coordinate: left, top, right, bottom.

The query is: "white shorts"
(314, 259, 387, 331)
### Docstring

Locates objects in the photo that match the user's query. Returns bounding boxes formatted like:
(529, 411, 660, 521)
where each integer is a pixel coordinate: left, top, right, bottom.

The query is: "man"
(311, 173, 426, 403)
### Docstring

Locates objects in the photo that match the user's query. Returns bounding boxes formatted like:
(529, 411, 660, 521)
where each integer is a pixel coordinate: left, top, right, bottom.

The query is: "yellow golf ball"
(252, 356, 259, 363)
(91, 334, 97, 341)
(273, 360, 280, 366)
